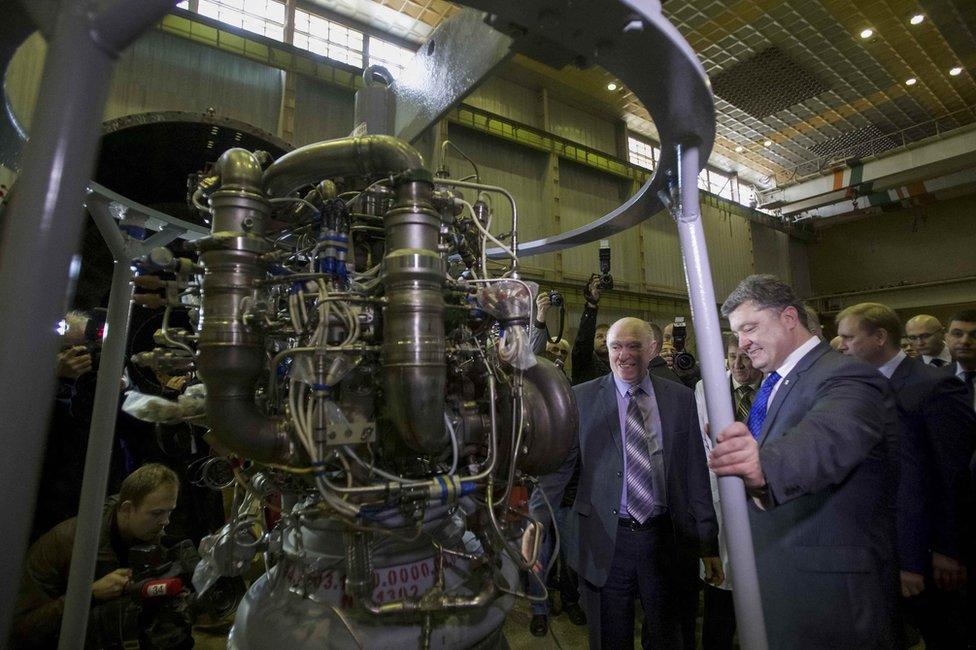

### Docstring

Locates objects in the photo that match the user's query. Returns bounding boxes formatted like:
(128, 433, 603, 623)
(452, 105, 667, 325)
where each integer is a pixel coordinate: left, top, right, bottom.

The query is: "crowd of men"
(528, 273, 976, 649)
(10, 271, 976, 649)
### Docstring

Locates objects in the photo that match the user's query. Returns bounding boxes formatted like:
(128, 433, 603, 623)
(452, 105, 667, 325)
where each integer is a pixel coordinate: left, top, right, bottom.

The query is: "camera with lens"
(548, 290, 563, 307)
(671, 317, 697, 373)
(597, 239, 614, 291)
(82, 310, 107, 372)
(87, 539, 245, 649)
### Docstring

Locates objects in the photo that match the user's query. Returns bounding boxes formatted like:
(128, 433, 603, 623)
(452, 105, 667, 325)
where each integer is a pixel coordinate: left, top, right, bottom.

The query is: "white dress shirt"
(922, 346, 952, 367)
(765, 335, 821, 407)
(878, 350, 907, 379)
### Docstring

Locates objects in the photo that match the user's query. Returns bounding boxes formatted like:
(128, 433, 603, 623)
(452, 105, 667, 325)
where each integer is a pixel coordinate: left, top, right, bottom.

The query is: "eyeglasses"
(905, 331, 941, 342)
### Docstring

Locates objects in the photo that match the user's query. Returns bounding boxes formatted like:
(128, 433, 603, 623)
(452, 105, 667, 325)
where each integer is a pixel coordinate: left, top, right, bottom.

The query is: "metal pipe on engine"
(263, 135, 424, 198)
(196, 148, 291, 463)
(381, 175, 447, 453)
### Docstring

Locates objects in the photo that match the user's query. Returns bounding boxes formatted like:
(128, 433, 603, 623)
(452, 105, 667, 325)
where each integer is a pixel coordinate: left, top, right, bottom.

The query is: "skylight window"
(293, 9, 364, 68)
(197, 0, 286, 41)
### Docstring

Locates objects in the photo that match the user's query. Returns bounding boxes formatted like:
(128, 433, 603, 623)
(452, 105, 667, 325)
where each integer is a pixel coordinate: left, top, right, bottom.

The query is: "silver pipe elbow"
(262, 135, 425, 197)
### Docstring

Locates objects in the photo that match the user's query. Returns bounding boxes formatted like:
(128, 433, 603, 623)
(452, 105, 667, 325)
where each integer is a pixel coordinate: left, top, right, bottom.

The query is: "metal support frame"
(0, 2, 180, 640)
(674, 143, 768, 650)
(55, 187, 202, 650)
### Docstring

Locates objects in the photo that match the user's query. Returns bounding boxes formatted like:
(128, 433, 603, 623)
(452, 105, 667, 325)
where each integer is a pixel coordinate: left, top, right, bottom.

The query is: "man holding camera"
(11, 463, 180, 648)
(34, 310, 138, 541)
(662, 320, 702, 389)
(572, 276, 612, 386)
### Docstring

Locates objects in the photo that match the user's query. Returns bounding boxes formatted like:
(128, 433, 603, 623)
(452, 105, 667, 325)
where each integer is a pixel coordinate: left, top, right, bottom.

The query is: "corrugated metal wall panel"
(558, 162, 640, 286)
(444, 125, 556, 276)
(6, 31, 283, 139)
(809, 194, 976, 295)
(642, 212, 686, 291)
(701, 204, 755, 299)
(547, 98, 617, 155)
(464, 76, 542, 129)
(751, 222, 791, 283)
(5, 34, 45, 132)
(105, 31, 282, 136)
(292, 77, 355, 145)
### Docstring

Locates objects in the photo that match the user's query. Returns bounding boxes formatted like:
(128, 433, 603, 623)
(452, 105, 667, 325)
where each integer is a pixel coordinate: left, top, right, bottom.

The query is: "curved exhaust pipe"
(197, 137, 446, 461)
(196, 148, 291, 464)
(263, 135, 424, 198)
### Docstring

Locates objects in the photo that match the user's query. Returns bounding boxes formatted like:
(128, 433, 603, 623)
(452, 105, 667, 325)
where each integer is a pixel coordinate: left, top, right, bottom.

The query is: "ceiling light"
(910, 14, 924, 25)
(859, 28, 874, 39)
(607, 82, 618, 91)
(735, 145, 744, 153)
(949, 67, 963, 76)
(763, 139, 772, 147)
(905, 77, 917, 86)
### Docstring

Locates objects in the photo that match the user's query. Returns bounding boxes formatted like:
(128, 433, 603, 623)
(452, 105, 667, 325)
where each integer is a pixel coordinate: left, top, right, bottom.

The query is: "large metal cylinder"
(382, 178, 447, 453)
(196, 148, 290, 464)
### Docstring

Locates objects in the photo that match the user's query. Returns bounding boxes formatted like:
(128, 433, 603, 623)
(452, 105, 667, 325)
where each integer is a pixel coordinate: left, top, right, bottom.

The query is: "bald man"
(906, 315, 951, 368)
(528, 317, 718, 649)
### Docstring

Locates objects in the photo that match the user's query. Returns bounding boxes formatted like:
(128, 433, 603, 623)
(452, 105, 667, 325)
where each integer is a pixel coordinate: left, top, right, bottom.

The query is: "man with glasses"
(905, 315, 952, 368)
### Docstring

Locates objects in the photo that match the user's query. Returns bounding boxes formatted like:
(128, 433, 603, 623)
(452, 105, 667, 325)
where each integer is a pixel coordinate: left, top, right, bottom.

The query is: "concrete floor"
(191, 596, 664, 649)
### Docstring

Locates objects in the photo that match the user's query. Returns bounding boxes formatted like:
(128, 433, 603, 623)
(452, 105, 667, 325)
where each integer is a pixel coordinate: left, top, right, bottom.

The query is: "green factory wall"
(3, 12, 804, 333)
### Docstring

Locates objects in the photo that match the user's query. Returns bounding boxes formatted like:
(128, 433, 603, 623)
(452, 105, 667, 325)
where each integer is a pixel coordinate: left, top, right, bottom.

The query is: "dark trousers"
(702, 584, 736, 650)
(904, 587, 968, 649)
(580, 515, 682, 649)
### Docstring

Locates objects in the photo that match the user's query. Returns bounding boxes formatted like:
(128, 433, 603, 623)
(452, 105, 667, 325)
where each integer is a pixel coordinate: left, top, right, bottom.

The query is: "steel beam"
(760, 126, 976, 214)
(393, 8, 514, 144)
(0, 2, 178, 642)
(674, 143, 769, 650)
(465, 0, 715, 258)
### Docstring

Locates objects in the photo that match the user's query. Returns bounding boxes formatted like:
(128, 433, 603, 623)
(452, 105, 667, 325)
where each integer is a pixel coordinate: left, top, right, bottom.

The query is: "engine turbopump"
(186, 136, 576, 648)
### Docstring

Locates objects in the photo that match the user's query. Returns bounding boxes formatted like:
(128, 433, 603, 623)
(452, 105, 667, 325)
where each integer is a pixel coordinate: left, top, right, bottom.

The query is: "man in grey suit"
(527, 317, 720, 649)
(710, 275, 900, 648)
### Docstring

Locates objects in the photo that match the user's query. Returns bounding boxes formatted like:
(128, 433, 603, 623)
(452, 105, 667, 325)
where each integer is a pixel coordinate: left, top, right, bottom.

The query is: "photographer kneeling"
(12, 463, 179, 648)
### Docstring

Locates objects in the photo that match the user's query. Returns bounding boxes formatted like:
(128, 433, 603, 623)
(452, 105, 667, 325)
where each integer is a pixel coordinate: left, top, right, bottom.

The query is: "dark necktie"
(734, 384, 756, 423)
(625, 386, 655, 524)
(963, 371, 976, 404)
(747, 371, 781, 440)
(930, 358, 947, 368)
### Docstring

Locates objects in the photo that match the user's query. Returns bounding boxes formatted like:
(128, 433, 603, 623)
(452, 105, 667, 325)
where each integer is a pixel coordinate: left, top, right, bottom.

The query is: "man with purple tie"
(528, 317, 719, 649)
(709, 275, 900, 649)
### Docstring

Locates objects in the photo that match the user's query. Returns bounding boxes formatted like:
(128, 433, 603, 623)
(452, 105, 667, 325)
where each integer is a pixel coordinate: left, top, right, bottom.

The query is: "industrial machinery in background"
(131, 133, 577, 648)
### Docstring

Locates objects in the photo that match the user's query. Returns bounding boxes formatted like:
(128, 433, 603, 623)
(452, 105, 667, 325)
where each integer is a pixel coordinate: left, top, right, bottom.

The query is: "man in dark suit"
(571, 276, 611, 385)
(945, 309, 976, 646)
(527, 317, 719, 649)
(946, 310, 976, 411)
(647, 321, 681, 384)
(906, 314, 952, 368)
(837, 302, 976, 648)
(710, 275, 900, 648)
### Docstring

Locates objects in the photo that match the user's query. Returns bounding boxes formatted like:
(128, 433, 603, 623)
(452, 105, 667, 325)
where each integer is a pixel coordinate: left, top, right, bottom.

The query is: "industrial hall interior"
(3, 0, 976, 648)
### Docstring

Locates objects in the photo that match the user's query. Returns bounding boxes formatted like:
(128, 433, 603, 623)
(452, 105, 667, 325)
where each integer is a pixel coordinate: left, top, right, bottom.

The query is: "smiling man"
(528, 317, 719, 649)
(709, 275, 899, 649)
